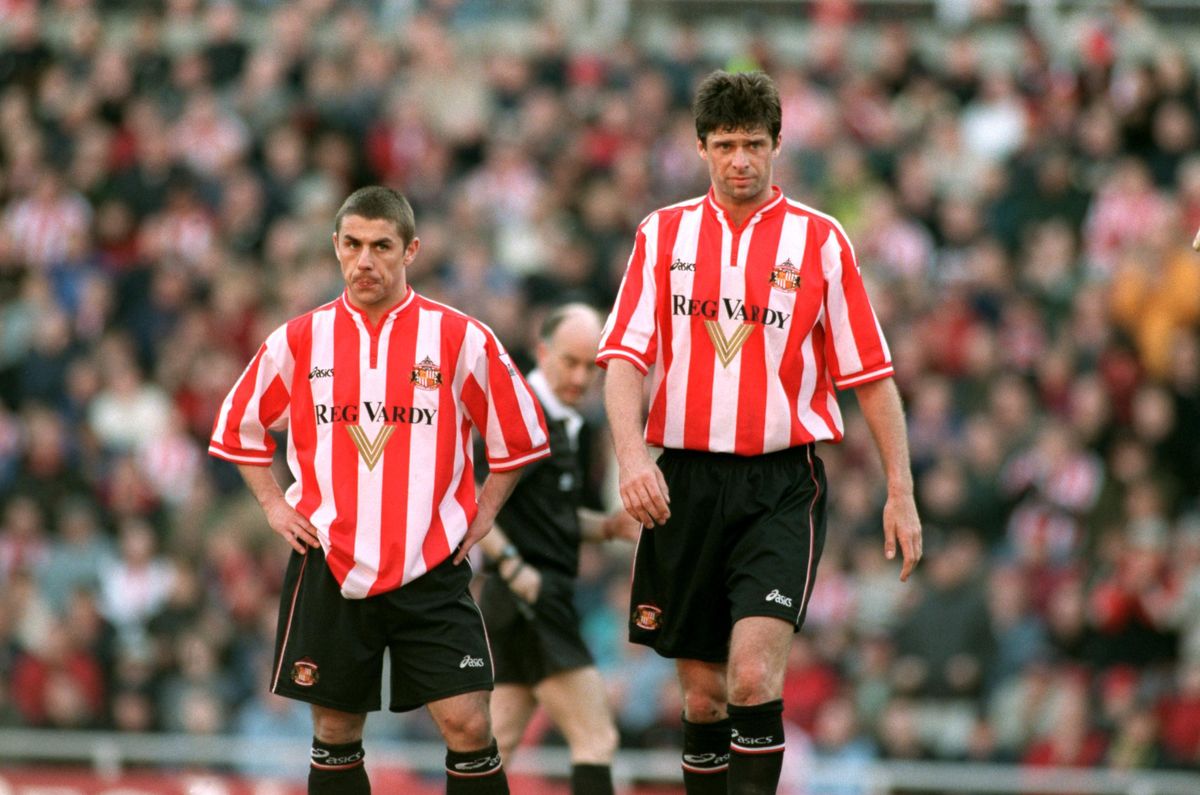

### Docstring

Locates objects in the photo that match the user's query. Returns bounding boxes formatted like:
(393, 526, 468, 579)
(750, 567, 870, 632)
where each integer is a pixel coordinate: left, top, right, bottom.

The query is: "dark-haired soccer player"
(211, 186, 549, 795)
(598, 71, 924, 794)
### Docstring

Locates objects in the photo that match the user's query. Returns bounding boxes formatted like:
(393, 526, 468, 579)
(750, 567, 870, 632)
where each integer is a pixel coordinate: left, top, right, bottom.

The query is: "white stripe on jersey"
(661, 206, 703, 449)
(763, 213, 808, 445)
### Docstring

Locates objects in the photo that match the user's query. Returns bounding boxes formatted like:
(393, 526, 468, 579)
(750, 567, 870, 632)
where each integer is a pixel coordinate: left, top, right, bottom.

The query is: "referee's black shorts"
(480, 570, 594, 686)
(271, 547, 494, 713)
(629, 444, 827, 662)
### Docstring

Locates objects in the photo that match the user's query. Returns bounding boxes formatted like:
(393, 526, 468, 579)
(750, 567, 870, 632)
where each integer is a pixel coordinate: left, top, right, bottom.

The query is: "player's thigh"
(490, 684, 538, 758)
(534, 666, 618, 762)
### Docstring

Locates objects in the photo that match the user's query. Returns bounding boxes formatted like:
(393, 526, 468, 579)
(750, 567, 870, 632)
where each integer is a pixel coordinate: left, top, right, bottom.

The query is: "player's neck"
(711, 185, 778, 228)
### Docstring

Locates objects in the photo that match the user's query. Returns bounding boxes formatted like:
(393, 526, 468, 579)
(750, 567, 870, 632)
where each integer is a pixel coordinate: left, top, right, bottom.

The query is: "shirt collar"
(339, 287, 416, 325)
(704, 185, 785, 228)
(527, 369, 584, 449)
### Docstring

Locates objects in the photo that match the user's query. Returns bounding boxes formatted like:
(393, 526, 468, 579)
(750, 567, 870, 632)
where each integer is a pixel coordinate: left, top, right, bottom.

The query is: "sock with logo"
(446, 741, 508, 794)
(681, 716, 730, 795)
(570, 763, 614, 795)
(308, 737, 369, 794)
(728, 700, 785, 795)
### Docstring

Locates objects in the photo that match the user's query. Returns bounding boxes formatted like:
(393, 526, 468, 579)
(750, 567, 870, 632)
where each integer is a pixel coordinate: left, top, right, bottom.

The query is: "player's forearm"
(854, 377, 914, 496)
(237, 463, 288, 510)
(475, 469, 522, 527)
(603, 359, 650, 465)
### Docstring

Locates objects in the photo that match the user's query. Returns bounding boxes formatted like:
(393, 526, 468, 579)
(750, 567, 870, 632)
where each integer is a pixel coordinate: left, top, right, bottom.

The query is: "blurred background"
(3, 0, 1200, 792)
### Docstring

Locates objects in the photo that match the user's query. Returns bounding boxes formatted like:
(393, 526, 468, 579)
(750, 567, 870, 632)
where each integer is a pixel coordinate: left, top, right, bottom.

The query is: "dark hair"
(539, 303, 601, 342)
(334, 186, 416, 244)
(693, 70, 782, 145)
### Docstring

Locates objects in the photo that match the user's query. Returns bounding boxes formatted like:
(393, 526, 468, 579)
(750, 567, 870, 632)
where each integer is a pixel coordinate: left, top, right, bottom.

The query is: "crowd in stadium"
(2, 0, 1200, 782)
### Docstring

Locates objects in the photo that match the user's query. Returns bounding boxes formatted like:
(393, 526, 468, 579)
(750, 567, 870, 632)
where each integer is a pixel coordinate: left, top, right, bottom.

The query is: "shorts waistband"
(658, 444, 814, 465)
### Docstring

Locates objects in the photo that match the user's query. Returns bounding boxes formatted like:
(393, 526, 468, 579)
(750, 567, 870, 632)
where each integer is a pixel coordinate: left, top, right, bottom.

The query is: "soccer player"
(476, 304, 638, 795)
(210, 186, 549, 795)
(598, 71, 923, 794)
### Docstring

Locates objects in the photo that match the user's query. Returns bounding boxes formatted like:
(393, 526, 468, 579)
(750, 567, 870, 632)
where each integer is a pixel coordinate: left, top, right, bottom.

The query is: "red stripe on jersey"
(601, 224, 653, 372)
(646, 209, 684, 436)
(220, 347, 264, 452)
(290, 315, 323, 519)
(833, 225, 889, 377)
(733, 213, 780, 455)
(327, 307, 361, 585)
(682, 209, 722, 450)
(373, 308, 418, 594)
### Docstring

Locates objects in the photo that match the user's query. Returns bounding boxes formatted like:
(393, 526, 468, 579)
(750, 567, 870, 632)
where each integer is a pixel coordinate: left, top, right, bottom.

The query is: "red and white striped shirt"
(210, 289, 550, 598)
(598, 186, 892, 455)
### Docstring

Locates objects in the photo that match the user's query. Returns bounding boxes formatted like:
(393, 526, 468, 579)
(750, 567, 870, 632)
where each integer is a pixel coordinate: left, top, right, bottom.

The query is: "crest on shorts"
(410, 356, 443, 390)
(291, 657, 319, 687)
(769, 258, 801, 292)
(633, 604, 662, 631)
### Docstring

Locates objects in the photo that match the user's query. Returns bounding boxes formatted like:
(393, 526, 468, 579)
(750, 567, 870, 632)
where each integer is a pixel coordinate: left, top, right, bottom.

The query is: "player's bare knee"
(312, 708, 366, 744)
(727, 663, 783, 706)
(682, 689, 727, 722)
(440, 709, 494, 750)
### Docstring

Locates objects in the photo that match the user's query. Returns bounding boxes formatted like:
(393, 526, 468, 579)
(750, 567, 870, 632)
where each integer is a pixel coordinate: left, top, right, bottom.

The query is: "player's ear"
(696, 137, 708, 160)
(404, 237, 420, 266)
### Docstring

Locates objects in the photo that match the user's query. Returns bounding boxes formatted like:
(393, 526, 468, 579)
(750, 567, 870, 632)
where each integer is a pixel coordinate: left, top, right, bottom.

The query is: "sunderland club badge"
(410, 356, 443, 390)
(769, 258, 801, 292)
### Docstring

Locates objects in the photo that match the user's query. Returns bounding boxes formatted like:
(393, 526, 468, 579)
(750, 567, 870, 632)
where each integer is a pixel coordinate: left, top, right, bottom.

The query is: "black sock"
(681, 717, 730, 795)
(728, 700, 785, 795)
(446, 741, 508, 794)
(571, 763, 614, 795)
(308, 737, 369, 794)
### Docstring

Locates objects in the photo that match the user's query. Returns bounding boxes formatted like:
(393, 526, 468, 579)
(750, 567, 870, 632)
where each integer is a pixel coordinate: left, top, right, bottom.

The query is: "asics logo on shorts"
(765, 588, 793, 607)
(460, 655, 486, 668)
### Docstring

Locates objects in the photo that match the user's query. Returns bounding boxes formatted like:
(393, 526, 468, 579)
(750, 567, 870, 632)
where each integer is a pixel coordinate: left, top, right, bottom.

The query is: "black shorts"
(629, 444, 827, 662)
(271, 547, 494, 713)
(480, 570, 594, 686)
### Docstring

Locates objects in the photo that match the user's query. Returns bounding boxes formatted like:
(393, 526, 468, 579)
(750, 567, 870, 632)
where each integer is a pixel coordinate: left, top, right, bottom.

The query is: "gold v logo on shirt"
(704, 321, 756, 368)
(345, 424, 396, 471)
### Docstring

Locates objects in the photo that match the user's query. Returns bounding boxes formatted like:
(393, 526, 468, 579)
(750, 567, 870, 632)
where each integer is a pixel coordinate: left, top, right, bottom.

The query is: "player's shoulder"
(782, 196, 850, 240)
(279, 296, 340, 338)
(640, 194, 707, 230)
(410, 292, 495, 344)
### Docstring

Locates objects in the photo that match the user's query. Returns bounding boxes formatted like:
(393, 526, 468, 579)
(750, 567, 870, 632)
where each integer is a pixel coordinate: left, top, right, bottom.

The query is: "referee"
(477, 304, 638, 795)
(598, 71, 923, 794)
(211, 186, 549, 794)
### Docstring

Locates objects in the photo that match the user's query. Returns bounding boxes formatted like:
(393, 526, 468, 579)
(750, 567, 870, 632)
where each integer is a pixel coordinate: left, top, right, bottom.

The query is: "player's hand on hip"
(264, 497, 321, 554)
(882, 493, 922, 582)
(618, 449, 670, 528)
(455, 511, 494, 565)
(502, 558, 541, 604)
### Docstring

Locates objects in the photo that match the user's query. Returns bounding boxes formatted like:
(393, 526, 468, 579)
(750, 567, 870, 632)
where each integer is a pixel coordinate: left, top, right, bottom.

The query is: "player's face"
(333, 215, 419, 314)
(538, 316, 602, 407)
(698, 126, 779, 210)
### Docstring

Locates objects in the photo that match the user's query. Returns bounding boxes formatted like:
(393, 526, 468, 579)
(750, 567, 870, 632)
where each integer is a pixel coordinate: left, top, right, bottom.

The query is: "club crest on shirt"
(769, 258, 801, 292)
(291, 658, 319, 687)
(633, 604, 662, 631)
(410, 356, 443, 390)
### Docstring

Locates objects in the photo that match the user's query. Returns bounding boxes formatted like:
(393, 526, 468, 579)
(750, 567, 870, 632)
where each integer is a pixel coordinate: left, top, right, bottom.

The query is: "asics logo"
(683, 752, 730, 765)
(765, 588, 793, 607)
(460, 655, 486, 668)
(453, 754, 500, 771)
(732, 728, 776, 746)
